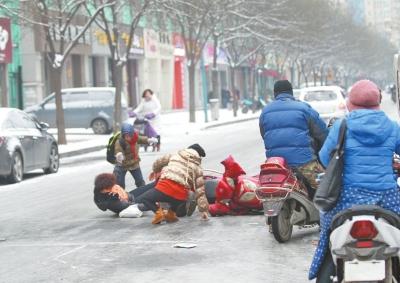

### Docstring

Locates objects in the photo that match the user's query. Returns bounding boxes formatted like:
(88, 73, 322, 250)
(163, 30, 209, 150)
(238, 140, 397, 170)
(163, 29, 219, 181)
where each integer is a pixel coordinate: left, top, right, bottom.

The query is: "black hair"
(142, 89, 154, 98)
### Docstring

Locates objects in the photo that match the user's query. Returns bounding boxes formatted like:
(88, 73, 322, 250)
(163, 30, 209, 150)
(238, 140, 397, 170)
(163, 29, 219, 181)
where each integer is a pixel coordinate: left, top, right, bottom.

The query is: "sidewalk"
(52, 108, 260, 158)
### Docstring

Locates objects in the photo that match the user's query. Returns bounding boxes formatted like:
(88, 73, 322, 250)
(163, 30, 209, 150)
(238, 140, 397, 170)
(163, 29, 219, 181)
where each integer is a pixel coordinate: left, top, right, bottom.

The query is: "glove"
(128, 111, 137, 118)
(148, 137, 158, 144)
(116, 152, 125, 163)
(145, 113, 156, 120)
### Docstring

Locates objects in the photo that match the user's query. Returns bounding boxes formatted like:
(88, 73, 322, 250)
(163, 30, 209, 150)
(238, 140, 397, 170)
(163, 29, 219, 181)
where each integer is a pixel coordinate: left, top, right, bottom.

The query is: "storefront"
(143, 29, 174, 110)
(172, 33, 185, 109)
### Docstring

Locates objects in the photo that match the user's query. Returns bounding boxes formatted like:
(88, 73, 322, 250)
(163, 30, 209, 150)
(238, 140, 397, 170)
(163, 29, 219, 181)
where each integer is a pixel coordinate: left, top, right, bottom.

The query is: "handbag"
(313, 119, 347, 212)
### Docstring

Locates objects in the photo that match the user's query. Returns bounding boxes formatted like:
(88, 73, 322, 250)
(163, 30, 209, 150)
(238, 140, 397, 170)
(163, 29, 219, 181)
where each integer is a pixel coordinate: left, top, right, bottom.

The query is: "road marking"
(53, 244, 87, 265)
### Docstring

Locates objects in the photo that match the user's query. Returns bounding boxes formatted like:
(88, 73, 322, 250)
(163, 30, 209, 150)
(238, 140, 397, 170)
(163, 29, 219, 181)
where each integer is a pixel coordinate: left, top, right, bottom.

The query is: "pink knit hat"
(347, 80, 381, 112)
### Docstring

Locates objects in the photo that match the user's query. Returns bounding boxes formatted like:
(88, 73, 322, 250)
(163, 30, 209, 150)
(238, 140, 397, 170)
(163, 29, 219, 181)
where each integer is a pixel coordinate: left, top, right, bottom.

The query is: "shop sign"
(0, 18, 12, 64)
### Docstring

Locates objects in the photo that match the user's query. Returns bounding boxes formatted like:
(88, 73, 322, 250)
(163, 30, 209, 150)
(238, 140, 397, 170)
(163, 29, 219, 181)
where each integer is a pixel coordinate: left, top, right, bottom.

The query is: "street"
(0, 94, 398, 283)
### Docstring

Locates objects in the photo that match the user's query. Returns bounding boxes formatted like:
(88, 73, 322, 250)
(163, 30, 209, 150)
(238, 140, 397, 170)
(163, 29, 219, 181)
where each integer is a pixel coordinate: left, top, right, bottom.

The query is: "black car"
(0, 108, 59, 183)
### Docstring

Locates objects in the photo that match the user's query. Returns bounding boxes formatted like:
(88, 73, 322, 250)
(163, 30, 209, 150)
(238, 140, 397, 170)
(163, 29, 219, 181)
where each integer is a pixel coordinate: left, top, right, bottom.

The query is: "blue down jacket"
(259, 93, 328, 167)
(319, 109, 400, 191)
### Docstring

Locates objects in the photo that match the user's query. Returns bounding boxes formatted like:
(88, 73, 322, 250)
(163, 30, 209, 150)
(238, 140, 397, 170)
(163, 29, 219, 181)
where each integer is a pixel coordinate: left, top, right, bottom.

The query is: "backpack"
(106, 132, 124, 164)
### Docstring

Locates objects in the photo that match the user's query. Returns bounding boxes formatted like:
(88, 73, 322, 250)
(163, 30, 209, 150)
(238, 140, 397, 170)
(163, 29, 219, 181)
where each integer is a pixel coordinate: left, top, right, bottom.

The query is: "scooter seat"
(331, 205, 400, 231)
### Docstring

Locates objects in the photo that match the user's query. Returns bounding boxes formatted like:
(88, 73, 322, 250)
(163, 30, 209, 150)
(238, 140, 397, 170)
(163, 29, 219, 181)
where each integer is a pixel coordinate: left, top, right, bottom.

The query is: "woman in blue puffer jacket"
(309, 80, 400, 281)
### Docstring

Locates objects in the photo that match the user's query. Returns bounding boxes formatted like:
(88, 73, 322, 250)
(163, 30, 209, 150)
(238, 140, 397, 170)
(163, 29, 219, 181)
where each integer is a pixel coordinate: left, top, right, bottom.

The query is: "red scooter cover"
(257, 157, 297, 199)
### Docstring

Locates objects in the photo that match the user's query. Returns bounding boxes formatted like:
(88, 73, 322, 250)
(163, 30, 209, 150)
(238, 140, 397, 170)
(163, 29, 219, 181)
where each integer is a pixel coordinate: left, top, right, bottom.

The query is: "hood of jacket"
(347, 110, 394, 146)
(178, 149, 201, 165)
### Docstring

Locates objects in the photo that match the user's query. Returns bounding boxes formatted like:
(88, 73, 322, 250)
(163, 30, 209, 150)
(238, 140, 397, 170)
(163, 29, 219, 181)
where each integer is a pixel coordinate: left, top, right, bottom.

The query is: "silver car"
(299, 86, 347, 123)
(0, 108, 59, 183)
(25, 87, 128, 134)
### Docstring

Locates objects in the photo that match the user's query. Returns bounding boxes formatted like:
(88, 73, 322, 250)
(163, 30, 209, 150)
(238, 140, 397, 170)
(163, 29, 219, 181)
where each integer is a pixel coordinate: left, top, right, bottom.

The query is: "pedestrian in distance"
(113, 122, 157, 189)
(137, 144, 209, 224)
(259, 80, 328, 195)
(131, 89, 162, 151)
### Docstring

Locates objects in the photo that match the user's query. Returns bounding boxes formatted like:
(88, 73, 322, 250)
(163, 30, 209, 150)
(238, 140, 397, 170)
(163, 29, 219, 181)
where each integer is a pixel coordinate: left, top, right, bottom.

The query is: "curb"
(201, 116, 259, 130)
(60, 145, 106, 159)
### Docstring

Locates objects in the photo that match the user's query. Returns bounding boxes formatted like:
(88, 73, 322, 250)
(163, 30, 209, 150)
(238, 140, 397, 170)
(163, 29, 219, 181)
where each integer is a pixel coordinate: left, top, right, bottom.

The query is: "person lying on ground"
(93, 173, 154, 214)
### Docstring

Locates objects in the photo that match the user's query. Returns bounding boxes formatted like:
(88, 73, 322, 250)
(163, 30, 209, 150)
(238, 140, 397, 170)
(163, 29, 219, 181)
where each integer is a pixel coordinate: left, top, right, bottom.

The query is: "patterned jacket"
(114, 136, 148, 170)
(152, 149, 209, 212)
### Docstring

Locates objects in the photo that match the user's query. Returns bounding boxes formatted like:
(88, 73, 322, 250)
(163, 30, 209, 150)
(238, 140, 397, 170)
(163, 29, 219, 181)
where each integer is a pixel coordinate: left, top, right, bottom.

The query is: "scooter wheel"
(271, 202, 293, 243)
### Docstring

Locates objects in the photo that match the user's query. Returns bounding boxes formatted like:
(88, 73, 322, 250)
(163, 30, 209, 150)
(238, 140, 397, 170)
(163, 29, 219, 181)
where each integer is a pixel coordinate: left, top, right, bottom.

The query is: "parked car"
(298, 86, 347, 123)
(25, 87, 128, 135)
(0, 108, 59, 183)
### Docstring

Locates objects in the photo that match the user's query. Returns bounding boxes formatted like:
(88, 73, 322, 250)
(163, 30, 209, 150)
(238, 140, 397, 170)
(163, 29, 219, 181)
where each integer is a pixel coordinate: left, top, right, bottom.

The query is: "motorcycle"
(204, 155, 263, 216)
(241, 97, 267, 114)
(255, 157, 320, 243)
(317, 157, 400, 282)
(319, 205, 400, 283)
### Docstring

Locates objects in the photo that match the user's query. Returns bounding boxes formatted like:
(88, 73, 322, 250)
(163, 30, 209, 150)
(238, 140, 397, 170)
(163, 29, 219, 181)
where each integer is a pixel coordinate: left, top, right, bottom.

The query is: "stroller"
(133, 117, 160, 152)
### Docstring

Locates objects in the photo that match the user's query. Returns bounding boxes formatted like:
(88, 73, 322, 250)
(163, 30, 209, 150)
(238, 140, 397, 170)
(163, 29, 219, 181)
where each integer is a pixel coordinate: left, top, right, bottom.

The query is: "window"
(9, 111, 37, 129)
(64, 92, 90, 109)
(43, 93, 67, 109)
(64, 92, 90, 103)
(90, 91, 113, 102)
(1, 118, 14, 129)
(304, 91, 337, 102)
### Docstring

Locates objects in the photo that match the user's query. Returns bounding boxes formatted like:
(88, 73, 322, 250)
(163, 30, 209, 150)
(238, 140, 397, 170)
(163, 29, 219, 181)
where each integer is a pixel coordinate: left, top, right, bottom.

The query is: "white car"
(299, 86, 347, 123)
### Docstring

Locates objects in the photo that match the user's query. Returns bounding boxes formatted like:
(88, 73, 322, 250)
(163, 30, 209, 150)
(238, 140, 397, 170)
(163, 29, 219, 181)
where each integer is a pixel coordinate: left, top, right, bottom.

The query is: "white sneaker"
(119, 204, 143, 218)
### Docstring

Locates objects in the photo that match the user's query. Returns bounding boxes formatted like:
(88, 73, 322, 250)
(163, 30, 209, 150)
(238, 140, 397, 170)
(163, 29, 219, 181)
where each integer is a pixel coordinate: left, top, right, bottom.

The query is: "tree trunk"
(301, 62, 308, 87)
(188, 63, 196, 123)
(251, 67, 256, 101)
(113, 63, 123, 133)
(320, 66, 324, 86)
(230, 66, 238, 117)
(313, 68, 317, 86)
(211, 34, 219, 100)
(53, 68, 67, 145)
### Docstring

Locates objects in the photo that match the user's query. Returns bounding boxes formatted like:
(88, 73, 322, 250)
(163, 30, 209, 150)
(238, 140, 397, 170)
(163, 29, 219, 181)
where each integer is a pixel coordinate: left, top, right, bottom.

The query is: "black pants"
(114, 166, 145, 189)
(128, 182, 155, 200)
(136, 188, 185, 213)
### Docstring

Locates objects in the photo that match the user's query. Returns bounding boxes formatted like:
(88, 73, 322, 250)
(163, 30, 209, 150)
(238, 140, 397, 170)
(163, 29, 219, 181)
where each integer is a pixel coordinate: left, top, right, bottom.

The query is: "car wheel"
(8, 151, 23, 183)
(92, 119, 108, 135)
(44, 144, 59, 174)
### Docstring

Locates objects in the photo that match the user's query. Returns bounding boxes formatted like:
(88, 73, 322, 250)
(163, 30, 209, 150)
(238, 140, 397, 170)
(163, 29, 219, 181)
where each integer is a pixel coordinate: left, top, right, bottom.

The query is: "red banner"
(0, 18, 12, 64)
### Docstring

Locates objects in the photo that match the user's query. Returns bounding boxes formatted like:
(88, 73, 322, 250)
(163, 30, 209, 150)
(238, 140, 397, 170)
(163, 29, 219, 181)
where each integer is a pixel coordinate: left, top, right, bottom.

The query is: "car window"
(64, 92, 90, 108)
(9, 111, 37, 129)
(304, 91, 337, 102)
(90, 91, 113, 103)
(43, 94, 67, 109)
(65, 92, 90, 102)
(1, 117, 14, 129)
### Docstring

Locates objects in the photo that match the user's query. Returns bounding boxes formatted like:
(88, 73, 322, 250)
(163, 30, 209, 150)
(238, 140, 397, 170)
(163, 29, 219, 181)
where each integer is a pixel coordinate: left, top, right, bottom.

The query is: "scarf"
(129, 132, 139, 160)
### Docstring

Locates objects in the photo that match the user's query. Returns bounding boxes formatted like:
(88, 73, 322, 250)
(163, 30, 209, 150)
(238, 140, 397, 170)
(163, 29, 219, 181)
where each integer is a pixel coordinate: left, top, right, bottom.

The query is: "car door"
(39, 93, 69, 128)
(8, 111, 35, 170)
(90, 90, 114, 125)
(63, 91, 91, 128)
(0, 116, 14, 175)
(39, 94, 57, 128)
(23, 113, 49, 168)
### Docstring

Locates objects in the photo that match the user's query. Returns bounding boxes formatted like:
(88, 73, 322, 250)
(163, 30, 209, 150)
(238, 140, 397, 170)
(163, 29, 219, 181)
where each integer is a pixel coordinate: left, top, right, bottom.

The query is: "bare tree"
(13, 0, 113, 144)
(86, 0, 154, 133)
(163, 0, 213, 123)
